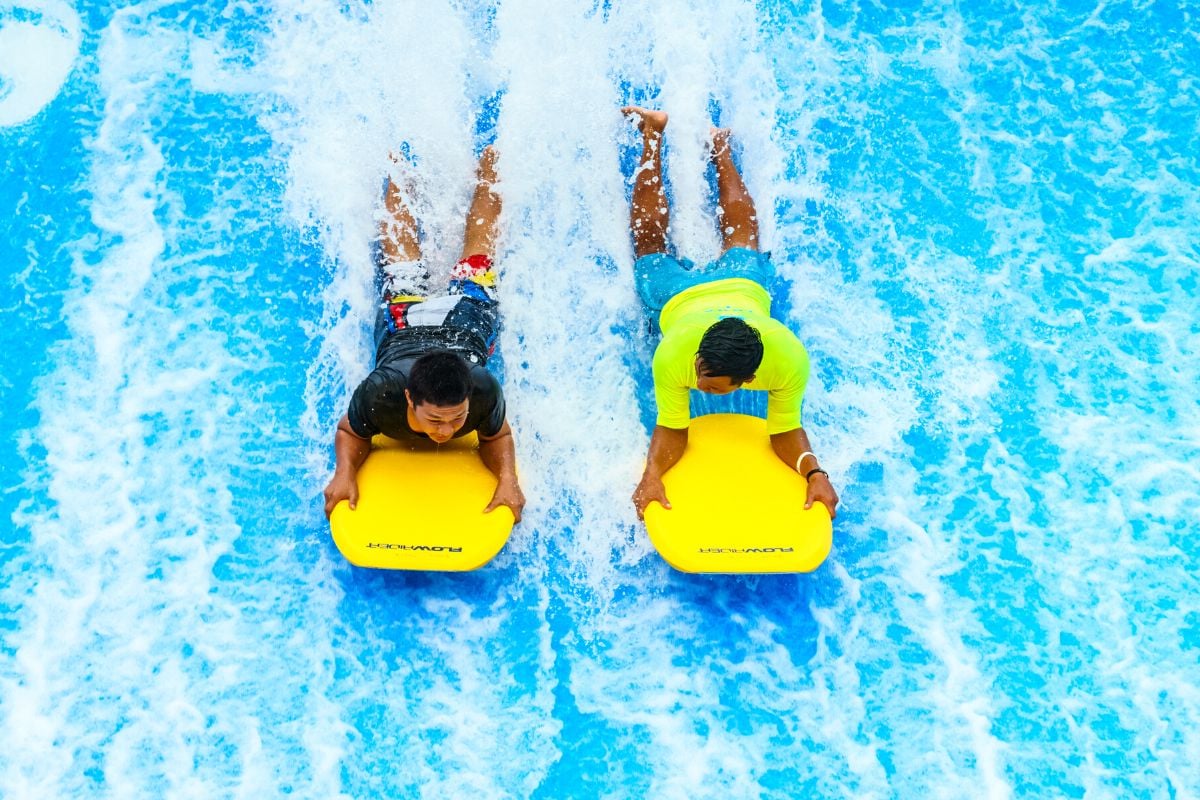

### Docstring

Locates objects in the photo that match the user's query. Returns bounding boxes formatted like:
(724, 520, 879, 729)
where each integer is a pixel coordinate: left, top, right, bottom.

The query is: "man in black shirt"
(322, 147, 525, 522)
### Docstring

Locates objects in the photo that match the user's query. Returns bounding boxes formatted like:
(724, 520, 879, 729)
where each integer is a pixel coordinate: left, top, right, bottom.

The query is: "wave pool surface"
(2, 1, 1198, 797)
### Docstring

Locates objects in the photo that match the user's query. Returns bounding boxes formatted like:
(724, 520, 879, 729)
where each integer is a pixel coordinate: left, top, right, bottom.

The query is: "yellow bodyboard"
(329, 433, 514, 571)
(644, 414, 832, 573)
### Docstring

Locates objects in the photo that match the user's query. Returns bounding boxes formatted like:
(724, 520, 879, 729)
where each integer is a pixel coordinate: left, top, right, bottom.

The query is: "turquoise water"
(2, 1, 1198, 797)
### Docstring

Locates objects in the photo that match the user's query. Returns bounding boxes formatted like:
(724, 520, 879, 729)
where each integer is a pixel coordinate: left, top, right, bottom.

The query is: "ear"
(404, 389, 414, 409)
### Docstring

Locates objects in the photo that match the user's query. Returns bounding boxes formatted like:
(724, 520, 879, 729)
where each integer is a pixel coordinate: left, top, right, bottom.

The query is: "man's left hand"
(805, 473, 839, 519)
(485, 477, 526, 523)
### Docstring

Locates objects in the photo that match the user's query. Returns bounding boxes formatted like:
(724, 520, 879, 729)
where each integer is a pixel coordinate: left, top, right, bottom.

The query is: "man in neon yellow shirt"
(623, 106, 840, 521)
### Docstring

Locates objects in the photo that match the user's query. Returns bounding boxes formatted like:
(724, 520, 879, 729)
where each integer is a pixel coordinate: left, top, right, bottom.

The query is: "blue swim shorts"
(634, 247, 773, 312)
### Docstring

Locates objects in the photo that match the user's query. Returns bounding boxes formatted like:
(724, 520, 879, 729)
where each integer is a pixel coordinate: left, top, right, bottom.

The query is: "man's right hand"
(323, 472, 359, 519)
(804, 473, 839, 520)
(632, 473, 671, 521)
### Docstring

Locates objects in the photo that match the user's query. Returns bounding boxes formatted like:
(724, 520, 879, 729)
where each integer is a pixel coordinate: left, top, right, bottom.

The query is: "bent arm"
(479, 421, 525, 522)
(323, 414, 371, 518)
(632, 425, 689, 519)
(770, 427, 839, 519)
(644, 424, 689, 479)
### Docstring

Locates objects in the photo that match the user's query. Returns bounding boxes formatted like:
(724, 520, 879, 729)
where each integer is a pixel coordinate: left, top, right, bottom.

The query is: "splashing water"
(2, 1, 1197, 797)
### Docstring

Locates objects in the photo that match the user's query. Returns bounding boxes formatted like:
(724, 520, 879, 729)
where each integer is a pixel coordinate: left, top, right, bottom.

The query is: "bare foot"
(710, 127, 733, 160)
(623, 106, 668, 134)
(385, 150, 418, 197)
(387, 148, 415, 168)
(477, 145, 498, 184)
(384, 174, 416, 216)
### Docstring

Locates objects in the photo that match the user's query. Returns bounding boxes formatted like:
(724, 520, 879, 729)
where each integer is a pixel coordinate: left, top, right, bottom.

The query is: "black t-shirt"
(347, 329, 506, 441)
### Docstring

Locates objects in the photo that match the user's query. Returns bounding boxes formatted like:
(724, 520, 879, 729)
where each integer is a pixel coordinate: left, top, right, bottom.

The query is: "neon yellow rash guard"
(652, 278, 810, 434)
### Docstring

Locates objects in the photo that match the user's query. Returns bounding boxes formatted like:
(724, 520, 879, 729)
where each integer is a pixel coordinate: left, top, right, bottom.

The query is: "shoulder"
(470, 364, 503, 398)
(760, 317, 807, 355)
(654, 324, 702, 365)
(348, 366, 412, 437)
(360, 364, 409, 393)
(757, 320, 809, 386)
(352, 366, 411, 415)
(470, 363, 499, 386)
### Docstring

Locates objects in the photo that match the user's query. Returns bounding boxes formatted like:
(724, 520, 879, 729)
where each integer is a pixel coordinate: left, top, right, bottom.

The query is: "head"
(405, 350, 472, 442)
(694, 317, 763, 394)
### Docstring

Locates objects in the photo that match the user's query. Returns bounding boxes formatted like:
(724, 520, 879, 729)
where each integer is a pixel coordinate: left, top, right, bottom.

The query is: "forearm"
(770, 427, 823, 474)
(631, 425, 688, 518)
(333, 424, 371, 477)
(323, 418, 372, 517)
(479, 423, 524, 520)
(479, 427, 518, 483)
(643, 425, 688, 478)
(773, 426, 839, 517)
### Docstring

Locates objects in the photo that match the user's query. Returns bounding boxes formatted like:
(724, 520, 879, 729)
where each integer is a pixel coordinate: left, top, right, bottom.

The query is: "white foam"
(0, 1, 81, 126)
(6, 0, 1197, 795)
(2, 9, 350, 797)
(261, 0, 566, 791)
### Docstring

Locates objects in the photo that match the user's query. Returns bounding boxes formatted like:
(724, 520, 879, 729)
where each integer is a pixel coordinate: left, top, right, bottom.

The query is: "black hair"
(408, 350, 472, 407)
(697, 317, 763, 383)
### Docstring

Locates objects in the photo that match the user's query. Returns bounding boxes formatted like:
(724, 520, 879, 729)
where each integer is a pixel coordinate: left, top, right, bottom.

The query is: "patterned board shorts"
(372, 253, 500, 357)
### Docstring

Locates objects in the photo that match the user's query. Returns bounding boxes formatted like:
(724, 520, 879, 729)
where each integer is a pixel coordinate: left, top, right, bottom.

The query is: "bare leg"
(623, 106, 670, 259)
(711, 128, 759, 252)
(461, 145, 502, 260)
(380, 166, 422, 263)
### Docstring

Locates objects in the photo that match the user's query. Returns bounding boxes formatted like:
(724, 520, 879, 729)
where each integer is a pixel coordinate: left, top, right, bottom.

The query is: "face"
(694, 357, 749, 395)
(406, 394, 469, 443)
